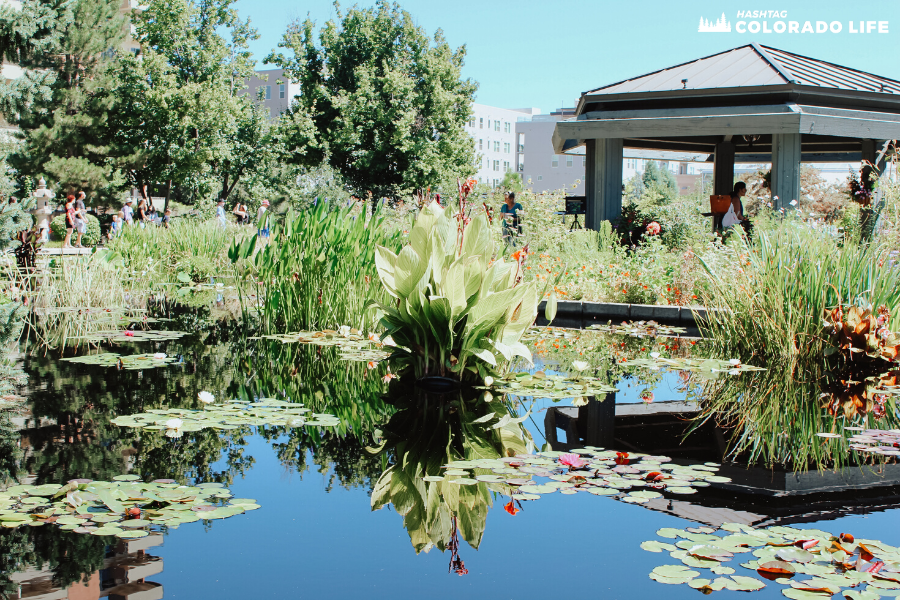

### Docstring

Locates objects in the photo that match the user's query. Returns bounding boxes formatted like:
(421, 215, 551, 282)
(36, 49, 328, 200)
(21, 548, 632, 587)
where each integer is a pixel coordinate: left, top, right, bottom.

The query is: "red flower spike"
(504, 500, 519, 516)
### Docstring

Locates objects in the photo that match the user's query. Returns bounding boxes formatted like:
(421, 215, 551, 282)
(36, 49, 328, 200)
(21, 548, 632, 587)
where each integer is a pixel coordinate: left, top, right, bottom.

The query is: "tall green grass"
(693, 221, 900, 468)
(230, 200, 403, 332)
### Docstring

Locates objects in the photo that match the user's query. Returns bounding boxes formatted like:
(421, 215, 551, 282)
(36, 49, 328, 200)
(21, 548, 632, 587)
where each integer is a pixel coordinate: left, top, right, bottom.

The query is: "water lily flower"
(729, 359, 741, 366)
(483, 376, 494, 386)
(124, 330, 134, 337)
(649, 352, 660, 359)
(790, 199, 798, 206)
(198, 391, 215, 404)
(641, 391, 654, 404)
(153, 352, 166, 359)
(367, 361, 377, 369)
(165, 418, 183, 430)
(382, 372, 396, 384)
(572, 361, 589, 372)
(381, 335, 397, 347)
(504, 500, 519, 515)
(558, 453, 587, 469)
(338, 325, 351, 337)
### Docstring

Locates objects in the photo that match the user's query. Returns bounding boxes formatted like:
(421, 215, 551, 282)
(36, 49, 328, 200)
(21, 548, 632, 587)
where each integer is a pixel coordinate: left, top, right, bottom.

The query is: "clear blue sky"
(233, 0, 900, 114)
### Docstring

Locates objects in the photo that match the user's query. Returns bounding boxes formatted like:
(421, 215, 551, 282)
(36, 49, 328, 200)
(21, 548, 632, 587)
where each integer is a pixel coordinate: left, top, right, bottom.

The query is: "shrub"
(50, 213, 101, 246)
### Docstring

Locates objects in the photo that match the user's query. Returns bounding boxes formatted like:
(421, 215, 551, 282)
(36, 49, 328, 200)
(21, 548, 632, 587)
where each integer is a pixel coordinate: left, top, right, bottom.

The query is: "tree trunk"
(163, 179, 172, 212)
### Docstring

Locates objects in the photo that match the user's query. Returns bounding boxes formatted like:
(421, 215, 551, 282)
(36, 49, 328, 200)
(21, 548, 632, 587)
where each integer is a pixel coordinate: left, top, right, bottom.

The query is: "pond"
(5, 311, 900, 600)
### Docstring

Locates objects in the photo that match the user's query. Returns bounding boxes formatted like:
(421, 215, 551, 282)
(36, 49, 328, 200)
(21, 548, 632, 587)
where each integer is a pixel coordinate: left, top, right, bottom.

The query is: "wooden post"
(580, 393, 616, 448)
(713, 140, 735, 196)
(771, 133, 801, 211)
(584, 138, 623, 230)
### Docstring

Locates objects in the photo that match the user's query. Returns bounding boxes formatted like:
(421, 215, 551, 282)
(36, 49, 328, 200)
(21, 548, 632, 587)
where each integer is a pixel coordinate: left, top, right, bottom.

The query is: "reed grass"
(231, 200, 403, 333)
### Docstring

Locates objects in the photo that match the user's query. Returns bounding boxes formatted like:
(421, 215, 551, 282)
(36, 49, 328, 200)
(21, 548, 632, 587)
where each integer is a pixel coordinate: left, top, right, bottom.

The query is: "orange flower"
(504, 500, 519, 515)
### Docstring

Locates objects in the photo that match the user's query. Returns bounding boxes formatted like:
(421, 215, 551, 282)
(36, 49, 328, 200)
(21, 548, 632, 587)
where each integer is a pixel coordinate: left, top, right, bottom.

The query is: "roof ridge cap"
(750, 42, 796, 84)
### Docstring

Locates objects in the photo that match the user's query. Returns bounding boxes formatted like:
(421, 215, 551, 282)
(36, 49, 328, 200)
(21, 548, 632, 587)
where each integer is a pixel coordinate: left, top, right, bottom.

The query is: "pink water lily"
(558, 453, 587, 469)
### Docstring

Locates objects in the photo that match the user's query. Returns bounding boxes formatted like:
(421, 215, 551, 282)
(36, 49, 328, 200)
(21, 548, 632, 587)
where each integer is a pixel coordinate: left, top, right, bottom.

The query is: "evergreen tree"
(267, 0, 478, 200)
(12, 0, 127, 198)
(641, 160, 678, 204)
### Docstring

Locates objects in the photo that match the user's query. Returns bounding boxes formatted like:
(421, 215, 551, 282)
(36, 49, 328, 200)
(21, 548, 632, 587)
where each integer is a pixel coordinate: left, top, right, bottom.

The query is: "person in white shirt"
(721, 181, 752, 236)
(257, 199, 270, 237)
(122, 200, 134, 225)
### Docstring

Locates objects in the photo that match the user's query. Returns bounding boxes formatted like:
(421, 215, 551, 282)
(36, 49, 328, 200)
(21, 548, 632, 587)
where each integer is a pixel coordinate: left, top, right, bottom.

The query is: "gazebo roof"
(587, 43, 900, 97)
(554, 43, 900, 159)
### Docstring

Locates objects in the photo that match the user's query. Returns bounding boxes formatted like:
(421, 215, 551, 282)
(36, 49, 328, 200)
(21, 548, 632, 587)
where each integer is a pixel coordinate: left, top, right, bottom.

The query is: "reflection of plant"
(370, 379, 532, 553)
(372, 200, 537, 382)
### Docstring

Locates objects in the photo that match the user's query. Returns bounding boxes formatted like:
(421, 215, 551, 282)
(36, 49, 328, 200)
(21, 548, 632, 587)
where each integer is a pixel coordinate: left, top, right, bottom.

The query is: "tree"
(267, 0, 478, 202)
(640, 160, 677, 204)
(109, 0, 268, 208)
(12, 0, 127, 197)
(0, 0, 73, 117)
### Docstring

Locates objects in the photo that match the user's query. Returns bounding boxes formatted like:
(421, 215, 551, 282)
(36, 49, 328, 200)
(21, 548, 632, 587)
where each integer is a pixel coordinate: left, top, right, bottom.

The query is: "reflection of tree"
(239, 340, 392, 490)
(20, 304, 248, 484)
(370, 379, 533, 554)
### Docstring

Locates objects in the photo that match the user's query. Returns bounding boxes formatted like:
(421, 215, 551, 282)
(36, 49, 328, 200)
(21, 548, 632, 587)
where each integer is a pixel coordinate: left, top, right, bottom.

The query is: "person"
(73, 191, 87, 247)
(63, 196, 76, 248)
(161, 208, 171, 228)
(108, 214, 120, 240)
(216, 198, 227, 229)
(257, 199, 270, 237)
(147, 202, 158, 223)
(123, 199, 134, 225)
(137, 198, 149, 226)
(500, 192, 524, 245)
(232, 202, 247, 224)
(722, 181, 752, 236)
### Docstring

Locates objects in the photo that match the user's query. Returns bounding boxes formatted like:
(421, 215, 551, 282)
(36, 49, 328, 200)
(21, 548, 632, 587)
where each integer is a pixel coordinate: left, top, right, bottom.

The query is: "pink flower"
(124, 330, 134, 337)
(558, 453, 587, 469)
(646, 222, 661, 236)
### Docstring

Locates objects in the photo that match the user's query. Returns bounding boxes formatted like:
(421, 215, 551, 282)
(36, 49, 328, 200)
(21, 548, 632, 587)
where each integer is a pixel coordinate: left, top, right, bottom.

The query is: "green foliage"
(13, 0, 127, 198)
(641, 160, 678, 204)
(49, 213, 100, 245)
(372, 201, 537, 382)
(109, 0, 269, 206)
(268, 0, 477, 198)
(229, 199, 402, 332)
(0, 200, 34, 251)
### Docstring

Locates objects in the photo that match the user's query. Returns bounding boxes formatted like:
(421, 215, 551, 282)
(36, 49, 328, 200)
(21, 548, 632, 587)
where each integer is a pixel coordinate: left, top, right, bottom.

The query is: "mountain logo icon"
(698, 13, 731, 32)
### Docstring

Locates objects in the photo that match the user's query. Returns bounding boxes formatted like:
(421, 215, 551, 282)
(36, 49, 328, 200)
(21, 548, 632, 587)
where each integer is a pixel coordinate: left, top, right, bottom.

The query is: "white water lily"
(649, 352, 660, 359)
(729, 359, 741, 366)
(381, 335, 397, 347)
(198, 391, 215, 404)
(153, 352, 166, 359)
(165, 428, 183, 439)
(483, 376, 494, 386)
(338, 325, 351, 337)
(572, 361, 589, 372)
(165, 418, 183, 430)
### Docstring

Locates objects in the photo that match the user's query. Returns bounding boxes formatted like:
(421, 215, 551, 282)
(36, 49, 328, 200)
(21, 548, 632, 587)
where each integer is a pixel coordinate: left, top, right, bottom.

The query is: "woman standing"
(232, 202, 248, 224)
(73, 191, 87, 247)
(63, 196, 76, 248)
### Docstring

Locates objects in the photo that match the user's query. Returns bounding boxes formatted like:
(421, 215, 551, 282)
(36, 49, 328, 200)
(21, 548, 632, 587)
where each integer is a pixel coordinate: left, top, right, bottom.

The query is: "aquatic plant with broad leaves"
(371, 192, 538, 383)
(641, 521, 900, 597)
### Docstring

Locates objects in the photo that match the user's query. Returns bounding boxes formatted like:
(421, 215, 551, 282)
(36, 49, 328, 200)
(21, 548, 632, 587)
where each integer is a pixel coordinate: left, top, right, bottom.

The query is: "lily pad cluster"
(619, 355, 766, 376)
(260, 328, 390, 362)
(486, 371, 617, 400)
(587, 321, 688, 338)
(74, 329, 188, 343)
(111, 398, 341, 433)
(642, 522, 900, 598)
(62, 352, 177, 370)
(442, 448, 730, 503)
(817, 427, 900, 456)
(0, 477, 258, 538)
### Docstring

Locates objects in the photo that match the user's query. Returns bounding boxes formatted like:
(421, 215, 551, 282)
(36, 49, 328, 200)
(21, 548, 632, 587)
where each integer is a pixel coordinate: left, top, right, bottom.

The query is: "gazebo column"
(771, 133, 801, 210)
(713, 139, 735, 196)
(584, 138, 623, 230)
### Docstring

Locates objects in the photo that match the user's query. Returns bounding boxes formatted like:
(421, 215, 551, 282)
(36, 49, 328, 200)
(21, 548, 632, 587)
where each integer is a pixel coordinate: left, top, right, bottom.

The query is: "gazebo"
(552, 43, 900, 229)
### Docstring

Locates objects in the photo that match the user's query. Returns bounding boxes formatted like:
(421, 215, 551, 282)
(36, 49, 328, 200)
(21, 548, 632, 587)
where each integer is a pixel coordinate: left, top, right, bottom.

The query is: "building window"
(566, 156, 573, 167)
(538, 175, 543, 181)
(493, 178, 499, 188)
(503, 161, 510, 172)
(494, 120, 500, 132)
(494, 141, 500, 152)
(265, 85, 271, 100)
(493, 160, 499, 171)
(468, 118, 475, 127)
(503, 142, 510, 154)
(517, 161, 524, 172)
(279, 84, 285, 98)
(479, 117, 483, 129)
(551, 155, 559, 168)
(518, 133, 524, 152)
(504, 122, 510, 133)
(479, 139, 483, 150)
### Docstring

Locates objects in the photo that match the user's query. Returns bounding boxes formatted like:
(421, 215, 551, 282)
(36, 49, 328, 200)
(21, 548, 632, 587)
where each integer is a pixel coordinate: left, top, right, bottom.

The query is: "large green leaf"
(394, 246, 427, 299)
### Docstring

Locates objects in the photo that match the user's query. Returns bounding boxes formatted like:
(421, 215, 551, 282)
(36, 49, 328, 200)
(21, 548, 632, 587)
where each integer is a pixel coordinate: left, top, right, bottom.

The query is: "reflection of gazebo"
(552, 43, 900, 229)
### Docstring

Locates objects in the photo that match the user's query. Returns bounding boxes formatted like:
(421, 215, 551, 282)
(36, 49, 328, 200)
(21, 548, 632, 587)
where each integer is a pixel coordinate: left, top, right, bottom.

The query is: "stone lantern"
(31, 177, 55, 242)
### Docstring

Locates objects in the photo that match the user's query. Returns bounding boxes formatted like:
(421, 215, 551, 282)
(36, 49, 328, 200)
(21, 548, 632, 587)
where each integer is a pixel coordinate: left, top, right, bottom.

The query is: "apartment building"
(244, 69, 300, 119)
(464, 103, 539, 188)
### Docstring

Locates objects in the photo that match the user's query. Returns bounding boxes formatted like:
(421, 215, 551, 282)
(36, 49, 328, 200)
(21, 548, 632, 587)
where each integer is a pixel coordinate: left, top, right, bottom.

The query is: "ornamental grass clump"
(371, 184, 538, 383)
